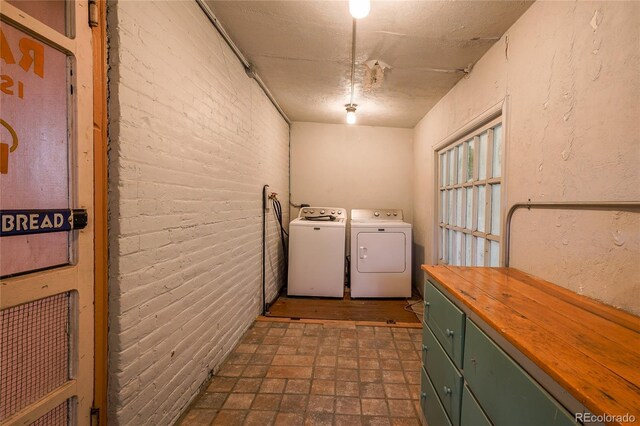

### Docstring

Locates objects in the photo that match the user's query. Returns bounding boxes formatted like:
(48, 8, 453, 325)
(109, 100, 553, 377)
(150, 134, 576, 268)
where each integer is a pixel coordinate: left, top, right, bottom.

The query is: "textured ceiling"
(206, 1, 533, 128)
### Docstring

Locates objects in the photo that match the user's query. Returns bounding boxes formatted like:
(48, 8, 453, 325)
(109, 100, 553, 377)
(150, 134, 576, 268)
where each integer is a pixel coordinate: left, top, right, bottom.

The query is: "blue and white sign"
(0, 209, 87, 237)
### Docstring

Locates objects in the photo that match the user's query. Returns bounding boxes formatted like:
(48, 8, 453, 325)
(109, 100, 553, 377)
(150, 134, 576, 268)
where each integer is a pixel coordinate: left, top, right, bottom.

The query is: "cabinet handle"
(446, 328, 454, 337)
(421, 392, 427, 399)
(443, 386, 452, 395)
(422, 344, 428, 352)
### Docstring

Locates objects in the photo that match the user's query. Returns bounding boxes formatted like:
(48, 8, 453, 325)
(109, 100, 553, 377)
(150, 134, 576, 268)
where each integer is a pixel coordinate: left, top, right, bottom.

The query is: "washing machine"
(350, 209, 412, 298)
(288, 207, 347, 297)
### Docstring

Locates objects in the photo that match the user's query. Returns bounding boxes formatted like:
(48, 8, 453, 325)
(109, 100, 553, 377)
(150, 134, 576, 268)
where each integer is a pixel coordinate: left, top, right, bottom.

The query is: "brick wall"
(107, 1, 289, 424)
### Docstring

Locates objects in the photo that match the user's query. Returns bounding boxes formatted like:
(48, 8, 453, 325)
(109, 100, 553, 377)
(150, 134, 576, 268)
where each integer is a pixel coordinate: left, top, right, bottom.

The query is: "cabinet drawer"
(423, 324, 463, 426)
(464, 320, 578, 426)
(461, 384, 492, 426)
(421, 367, 453, 426)
(424, 279, 465, 368)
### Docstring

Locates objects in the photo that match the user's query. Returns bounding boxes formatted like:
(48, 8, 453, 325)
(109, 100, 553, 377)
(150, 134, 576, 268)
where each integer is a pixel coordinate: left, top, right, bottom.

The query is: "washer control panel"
(351, 209, 404, 222)
(299, 207, 347, 220)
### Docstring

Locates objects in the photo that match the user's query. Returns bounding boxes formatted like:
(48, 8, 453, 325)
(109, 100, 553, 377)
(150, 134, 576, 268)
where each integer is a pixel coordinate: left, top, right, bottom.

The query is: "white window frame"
(434, 102, 507, 267)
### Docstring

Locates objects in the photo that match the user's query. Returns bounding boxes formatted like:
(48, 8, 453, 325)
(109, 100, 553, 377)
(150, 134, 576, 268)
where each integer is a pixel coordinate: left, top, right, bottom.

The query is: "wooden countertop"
(422, 265, 640, 426)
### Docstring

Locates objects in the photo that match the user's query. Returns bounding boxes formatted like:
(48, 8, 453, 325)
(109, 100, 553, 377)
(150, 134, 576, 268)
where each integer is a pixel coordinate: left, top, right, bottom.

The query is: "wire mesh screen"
(31, 399, 70, 426)
(0, 293, 71, 421)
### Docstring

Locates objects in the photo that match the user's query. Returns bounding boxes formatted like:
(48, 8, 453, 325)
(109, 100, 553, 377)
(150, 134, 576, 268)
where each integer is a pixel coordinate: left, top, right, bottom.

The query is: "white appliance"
(288, 207, 347, 297)
(350, 209, 412, 298)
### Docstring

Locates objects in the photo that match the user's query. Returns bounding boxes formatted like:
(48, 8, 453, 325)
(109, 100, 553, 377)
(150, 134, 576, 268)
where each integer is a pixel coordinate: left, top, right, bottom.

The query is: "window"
(438, 117, 503, 266)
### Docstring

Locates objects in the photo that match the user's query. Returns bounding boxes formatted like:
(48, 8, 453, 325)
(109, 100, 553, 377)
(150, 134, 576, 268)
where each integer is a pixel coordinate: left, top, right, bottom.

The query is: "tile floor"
(178, 320, 423, 426)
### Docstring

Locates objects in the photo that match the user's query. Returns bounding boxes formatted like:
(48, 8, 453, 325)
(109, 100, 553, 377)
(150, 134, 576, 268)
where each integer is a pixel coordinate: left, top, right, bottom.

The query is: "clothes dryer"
(350, 209, 412, 298)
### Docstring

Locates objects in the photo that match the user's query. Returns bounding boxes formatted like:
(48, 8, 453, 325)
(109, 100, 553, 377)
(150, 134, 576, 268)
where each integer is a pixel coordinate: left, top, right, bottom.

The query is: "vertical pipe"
(349, 19, 357, 106)
(262, 184, 269, 315)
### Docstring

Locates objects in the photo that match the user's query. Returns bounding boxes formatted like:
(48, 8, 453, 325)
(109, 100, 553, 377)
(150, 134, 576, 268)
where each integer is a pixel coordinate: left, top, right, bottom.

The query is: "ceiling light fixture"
(349, 0, 370, 19)
(345, 104, 357, 124)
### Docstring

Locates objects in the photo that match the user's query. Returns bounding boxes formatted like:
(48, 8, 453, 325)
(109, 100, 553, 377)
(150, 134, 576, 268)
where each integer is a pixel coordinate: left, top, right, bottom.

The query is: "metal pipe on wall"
(504, 201, 640, 267)
(195, 0, 291, 125)
(262, 184, 269, 315)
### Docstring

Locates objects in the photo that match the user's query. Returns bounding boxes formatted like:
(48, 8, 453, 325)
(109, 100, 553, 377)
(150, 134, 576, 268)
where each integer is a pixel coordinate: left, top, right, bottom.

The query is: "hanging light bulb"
(349, 0, 370, 19)
(345, 104, 357, 124)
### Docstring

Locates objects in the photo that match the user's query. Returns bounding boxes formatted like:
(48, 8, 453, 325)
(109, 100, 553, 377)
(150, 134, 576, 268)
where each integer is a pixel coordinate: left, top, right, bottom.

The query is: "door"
(1, 0, 94, 424)
(356, 231, 406, 273)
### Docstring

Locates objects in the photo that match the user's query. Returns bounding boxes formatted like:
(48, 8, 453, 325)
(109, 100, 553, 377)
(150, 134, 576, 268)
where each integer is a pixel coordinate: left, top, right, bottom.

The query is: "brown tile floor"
(178, 320, 423, 426)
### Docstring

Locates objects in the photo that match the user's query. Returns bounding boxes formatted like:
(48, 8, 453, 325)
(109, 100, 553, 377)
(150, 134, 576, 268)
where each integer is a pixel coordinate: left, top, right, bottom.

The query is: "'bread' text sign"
(1, 209, 88, 237)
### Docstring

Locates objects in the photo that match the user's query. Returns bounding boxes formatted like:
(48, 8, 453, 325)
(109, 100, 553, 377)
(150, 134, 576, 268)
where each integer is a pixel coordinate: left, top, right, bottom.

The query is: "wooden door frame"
(92, 0, 108, 424)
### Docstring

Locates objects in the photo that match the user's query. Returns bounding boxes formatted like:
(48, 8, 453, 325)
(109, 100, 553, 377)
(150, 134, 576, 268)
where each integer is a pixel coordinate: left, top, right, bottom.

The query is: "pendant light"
(349, 0, 370, 19)
(345, 104, 357, 124)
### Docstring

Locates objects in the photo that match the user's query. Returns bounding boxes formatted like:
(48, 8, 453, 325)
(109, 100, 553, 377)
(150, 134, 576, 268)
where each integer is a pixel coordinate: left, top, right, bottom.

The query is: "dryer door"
(356, 232, 406, 273)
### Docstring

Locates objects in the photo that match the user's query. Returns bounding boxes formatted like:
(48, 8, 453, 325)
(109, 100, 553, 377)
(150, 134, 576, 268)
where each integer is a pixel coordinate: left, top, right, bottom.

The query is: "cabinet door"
(461, 384, 492, 426)
(424, 279, 465, 368)
(464, 320, 578, 426)
(422, 367, 453, 426)
(423, 325, 463, 426)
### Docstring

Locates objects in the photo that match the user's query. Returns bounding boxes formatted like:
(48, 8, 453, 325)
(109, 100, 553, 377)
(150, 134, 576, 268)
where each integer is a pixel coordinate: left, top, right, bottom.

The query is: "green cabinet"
(424, 279, 465, 368)
(463, 319, 578, 426)
(421, 275, 579, 426)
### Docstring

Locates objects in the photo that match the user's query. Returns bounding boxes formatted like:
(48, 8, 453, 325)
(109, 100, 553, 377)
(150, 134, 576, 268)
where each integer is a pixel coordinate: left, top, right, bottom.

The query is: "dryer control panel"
(351, 209, 404, 222)
(299, 207, 347, 220)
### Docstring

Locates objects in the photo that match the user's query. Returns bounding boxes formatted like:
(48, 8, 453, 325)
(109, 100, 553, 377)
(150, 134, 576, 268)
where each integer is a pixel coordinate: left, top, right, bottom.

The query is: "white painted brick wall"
(107, 1, 289, 424)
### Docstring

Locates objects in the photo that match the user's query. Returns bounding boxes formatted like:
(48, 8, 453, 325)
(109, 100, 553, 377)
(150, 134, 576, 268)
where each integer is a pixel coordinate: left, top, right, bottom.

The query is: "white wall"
(413, 1, 640, 313)
(107, 1, 289, 424)
(291, 122, 413, 222)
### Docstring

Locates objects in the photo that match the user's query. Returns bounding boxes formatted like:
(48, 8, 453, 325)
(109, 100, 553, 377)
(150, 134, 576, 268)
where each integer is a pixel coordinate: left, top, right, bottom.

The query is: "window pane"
(491, 184, 501, 235)
(456, 145, 463, 184)
(449, 232, 456, 266)
(475, 237, 485, 266)
(477, 185, 486, 232)
(465, 234, 472, 266)
(441, 190, 447, 224)
(456, 188, 463, 227)
(440, 227, 445, 261)
(7, 0, 68, 36)
(479, 132, 488, 180)
(492, 124, 502, 178)
(465, 187, 473, 228)
(448, 189, 454, 224)
(454, 232, 463, 266)
(448, 229, 454, 265)
(490, 241, 500, 266)
(466, 140, 474, 182)
(448, 149, 455, 186)
(0, 23, 71, 276)
(440, 153, 446, 187)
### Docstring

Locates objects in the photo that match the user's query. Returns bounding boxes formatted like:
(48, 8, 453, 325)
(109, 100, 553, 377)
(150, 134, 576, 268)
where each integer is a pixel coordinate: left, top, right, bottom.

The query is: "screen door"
(0, 0, 94, 424)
